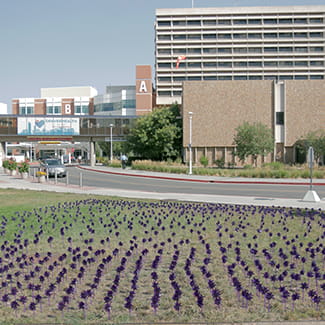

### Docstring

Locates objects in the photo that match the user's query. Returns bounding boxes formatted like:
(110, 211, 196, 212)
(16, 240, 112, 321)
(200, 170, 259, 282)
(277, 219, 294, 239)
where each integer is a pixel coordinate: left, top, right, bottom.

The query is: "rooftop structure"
(41, 86, 98, 98)
(0, 103, 7, 114)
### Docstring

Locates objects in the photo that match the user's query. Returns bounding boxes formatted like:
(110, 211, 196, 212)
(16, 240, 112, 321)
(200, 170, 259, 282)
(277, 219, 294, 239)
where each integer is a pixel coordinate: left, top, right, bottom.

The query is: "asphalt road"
(57, 167, 325, 200)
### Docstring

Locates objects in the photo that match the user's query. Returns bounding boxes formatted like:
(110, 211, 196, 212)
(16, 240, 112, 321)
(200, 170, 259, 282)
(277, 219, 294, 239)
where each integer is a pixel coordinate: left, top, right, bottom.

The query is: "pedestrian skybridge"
(0, 115, 137, 142)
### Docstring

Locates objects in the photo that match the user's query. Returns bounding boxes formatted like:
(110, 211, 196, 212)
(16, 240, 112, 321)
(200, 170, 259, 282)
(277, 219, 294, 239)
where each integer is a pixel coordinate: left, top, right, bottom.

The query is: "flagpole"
(192, 0, 194, 8)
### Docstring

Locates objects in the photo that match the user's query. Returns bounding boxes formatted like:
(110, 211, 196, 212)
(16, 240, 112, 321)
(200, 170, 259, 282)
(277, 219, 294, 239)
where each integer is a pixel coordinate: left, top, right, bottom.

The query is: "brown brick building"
(182, 80, 325, 166)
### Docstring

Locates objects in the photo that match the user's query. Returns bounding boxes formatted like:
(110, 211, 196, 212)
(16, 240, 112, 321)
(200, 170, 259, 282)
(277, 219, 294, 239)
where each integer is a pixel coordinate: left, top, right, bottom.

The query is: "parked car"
(40, 158, 67, 177)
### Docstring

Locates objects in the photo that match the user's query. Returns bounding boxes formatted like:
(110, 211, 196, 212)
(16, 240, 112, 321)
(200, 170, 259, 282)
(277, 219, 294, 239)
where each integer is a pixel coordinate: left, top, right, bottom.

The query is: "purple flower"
(10, 300, 19, 310)
(57, 301, 65, 311)
(2, 294, 9, 303)
(174, 301, 181, 311)
(78, 301, 86, 309)
(203, 257, 210, 265)
(104, 302, 111, 319)
(265, 291, 274, 301)
(312, 295, 321, 306)
(151, 272, 158, 281)
(29, 302, 36, 311)
(308, 289, 317, 298)
(301, 282, 309, 290)
(292, 292, 300, 301)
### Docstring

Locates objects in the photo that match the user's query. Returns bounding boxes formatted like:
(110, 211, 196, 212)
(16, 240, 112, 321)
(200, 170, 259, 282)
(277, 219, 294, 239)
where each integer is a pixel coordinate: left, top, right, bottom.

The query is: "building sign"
(18, 117, 79, 136)
(27, 137, 73, 141)
(135, 65, 153, 115)
(138, 80, 148, 93)
(65, 104, 72, 114)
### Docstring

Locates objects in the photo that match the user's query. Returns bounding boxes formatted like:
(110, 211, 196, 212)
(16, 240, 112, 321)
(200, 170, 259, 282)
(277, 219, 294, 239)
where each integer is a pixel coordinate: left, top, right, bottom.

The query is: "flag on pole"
(176, 55, 186, 69)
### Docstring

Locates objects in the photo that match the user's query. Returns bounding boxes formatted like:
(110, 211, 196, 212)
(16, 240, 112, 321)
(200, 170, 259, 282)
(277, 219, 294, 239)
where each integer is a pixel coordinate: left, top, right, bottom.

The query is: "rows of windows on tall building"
(157, 17, 323, 26)
(158, 60, 324, 68)
(158, 47, 324, 54)
(155, 6, 325, 103)
(158, 32, 324, 40)
(159, 75, 324, 81)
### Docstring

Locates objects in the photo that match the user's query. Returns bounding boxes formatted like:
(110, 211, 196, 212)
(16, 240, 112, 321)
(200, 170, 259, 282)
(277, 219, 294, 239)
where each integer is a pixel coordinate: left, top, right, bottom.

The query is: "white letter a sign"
(139, 80, 148, 93)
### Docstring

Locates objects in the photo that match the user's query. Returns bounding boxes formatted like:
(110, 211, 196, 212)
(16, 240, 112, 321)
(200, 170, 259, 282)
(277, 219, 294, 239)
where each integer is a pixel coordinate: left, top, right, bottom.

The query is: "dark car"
(40, 158, 67, 177)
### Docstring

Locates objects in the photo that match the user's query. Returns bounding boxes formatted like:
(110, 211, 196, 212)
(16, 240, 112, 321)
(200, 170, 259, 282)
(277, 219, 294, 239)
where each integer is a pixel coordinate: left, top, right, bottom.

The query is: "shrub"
(270, 170, 289, 178)
(313, 170, 324, 179)
(300, 170, 311, 178)
(237, 169, 252, 177)
(193, 167, 215, 176)
(125, 159, 325, 178)
(2, 160, 10, 169)
(262, 161, 285, 170)
(96, 156, 107, 164)
(132, 160, 187, 174)
(215, 158, 225, 168)
(256, 170, 268, 178)
(18, 161, 30, 173)
(7, 159, 17, 171)
(108, 160, 123, 168)
(289, 170, 301, 179)
(200, 156, 209, 167)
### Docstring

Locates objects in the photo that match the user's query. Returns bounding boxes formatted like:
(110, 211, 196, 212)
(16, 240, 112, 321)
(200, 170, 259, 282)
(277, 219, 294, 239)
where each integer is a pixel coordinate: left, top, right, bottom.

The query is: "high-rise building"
(155, 5, 325, 105)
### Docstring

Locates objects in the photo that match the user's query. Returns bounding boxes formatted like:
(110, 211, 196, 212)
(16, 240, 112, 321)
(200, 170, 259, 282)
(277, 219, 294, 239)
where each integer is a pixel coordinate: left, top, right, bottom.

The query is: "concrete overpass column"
(90, 140, 96, 167)
(0, 142, 6, 166)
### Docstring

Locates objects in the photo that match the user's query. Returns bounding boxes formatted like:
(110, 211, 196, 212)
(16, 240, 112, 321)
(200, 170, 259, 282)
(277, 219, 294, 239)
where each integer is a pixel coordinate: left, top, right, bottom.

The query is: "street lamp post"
(109, 124, 114, 162)
(188, 112, 193, 175)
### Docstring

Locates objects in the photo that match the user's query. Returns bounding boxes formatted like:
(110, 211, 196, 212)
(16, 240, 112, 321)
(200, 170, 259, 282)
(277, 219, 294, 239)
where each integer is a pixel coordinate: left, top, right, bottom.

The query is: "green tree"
(127, 104, 182, 161)
(296, 130, 325, 164)
(97, 141, 128, 158)
(233, 122, 274, 166)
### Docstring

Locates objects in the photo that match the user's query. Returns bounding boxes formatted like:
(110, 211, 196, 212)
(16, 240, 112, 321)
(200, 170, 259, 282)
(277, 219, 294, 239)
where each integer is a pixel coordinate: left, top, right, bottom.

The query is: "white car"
(40, 159, 67, 177)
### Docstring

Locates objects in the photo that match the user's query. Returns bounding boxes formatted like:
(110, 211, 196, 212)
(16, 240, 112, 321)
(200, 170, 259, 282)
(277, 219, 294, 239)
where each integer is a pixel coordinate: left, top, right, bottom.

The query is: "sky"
(1, 0, 324, 112)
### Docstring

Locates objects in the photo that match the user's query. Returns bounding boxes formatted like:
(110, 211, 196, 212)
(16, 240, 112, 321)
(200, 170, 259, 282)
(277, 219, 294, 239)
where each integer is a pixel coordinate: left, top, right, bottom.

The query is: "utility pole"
(109, 124, 114, 162)
(188, 112, 193, 175)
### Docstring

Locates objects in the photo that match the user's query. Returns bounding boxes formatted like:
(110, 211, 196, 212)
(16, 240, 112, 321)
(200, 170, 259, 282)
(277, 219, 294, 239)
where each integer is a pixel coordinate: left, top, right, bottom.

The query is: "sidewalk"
(0, 166, 324, 210)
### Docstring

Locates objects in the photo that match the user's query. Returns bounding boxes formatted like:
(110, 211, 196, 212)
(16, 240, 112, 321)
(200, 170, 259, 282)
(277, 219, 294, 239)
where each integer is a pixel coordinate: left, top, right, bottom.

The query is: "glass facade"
(94, 86, 136, 116)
